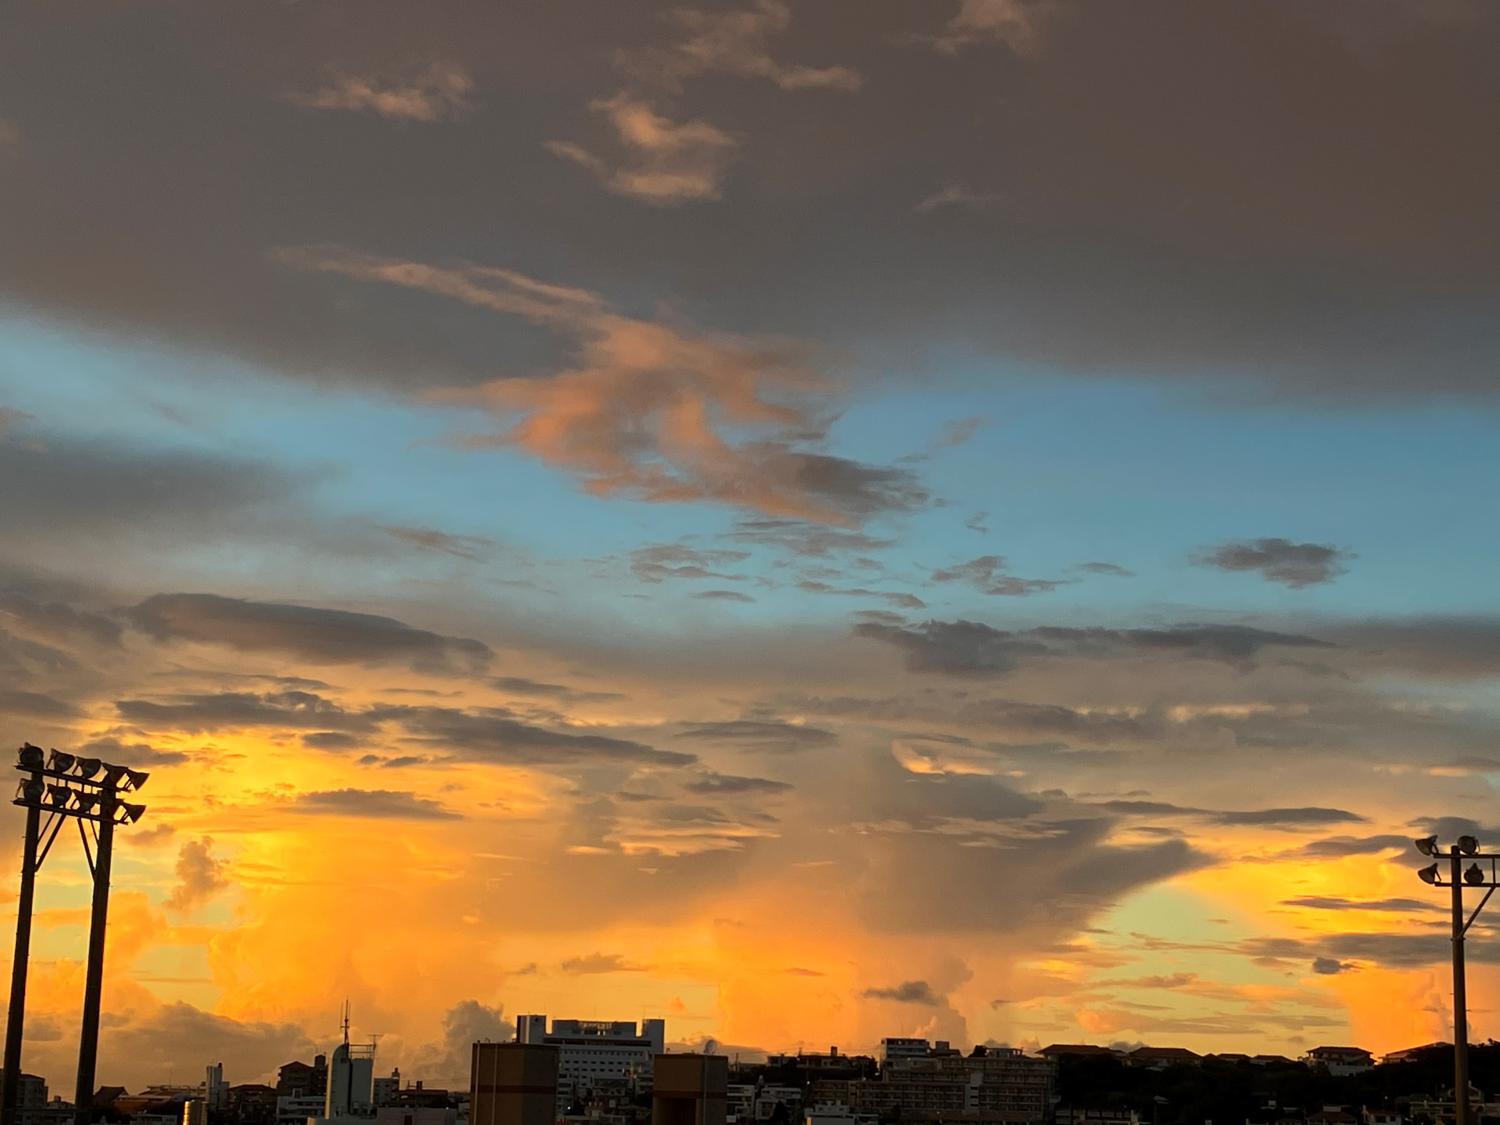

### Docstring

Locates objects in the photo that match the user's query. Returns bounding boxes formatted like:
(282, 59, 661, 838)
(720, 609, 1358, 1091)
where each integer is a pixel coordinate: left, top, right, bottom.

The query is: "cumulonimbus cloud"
(275, 246, 928, 525)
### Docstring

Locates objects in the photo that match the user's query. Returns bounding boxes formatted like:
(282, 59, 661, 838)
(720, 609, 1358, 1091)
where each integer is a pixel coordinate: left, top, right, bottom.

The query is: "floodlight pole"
(1414, 836, 1500, 1125)
(72, 796, 115, 1125)
(1, 768, 42, 1125)
(1452, 844, 1471, 1125)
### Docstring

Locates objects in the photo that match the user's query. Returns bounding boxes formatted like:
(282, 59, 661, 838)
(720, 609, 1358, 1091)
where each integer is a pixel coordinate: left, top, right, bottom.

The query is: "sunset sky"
(3, 0, 1500, 1093)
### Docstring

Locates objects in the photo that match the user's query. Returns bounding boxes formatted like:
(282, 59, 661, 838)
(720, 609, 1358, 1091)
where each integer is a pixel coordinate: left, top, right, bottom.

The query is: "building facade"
(515, 1015, 665, 1114)
(653, 1055, 728, 1125)
(471, 1042, 560, 1125)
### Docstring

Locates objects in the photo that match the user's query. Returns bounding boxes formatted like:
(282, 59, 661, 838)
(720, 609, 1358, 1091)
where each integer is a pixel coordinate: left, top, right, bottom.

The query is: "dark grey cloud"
(302, 731, 366, 751)
(129, 593, 492, 673)
(1282, 896, 1431, 913)
(408, 1001, 514, 1090)
(75, 734, 192, 767)
(4, 1, 1500, 402)
(1327, 617, 1500, 678)
(101, 1003, 318, 1087)
(386, 705, 696, 768)
(675, 718, 837, 753)
(630, 544, 750, 583)
(1195, 538, 1353, 588)
(931, 555, 1064, 597)
(0, 689, 78, 719)
(796, 580, 925, 609)
(693, 589, 756, 603)
(683, 772, 793, 796)
(490, 677, 622, 704)
(1212, 807, 1365, 828)
(558, 952, 649, 974)
(0, 591, 123, 648)
(1301, 833, 1413, 858)
(291, 788, 460, 820)
(862, 980, 942, 1005)
(782, 453, 929, 519)
(855, 618, 1332, 675)
(1311, 957, 1353, 975)
(166, 836, 230, 911)
(381, 524, 494, 561)
(117, 690, 370, 732)
(1077, 561, 1134, 578)
(0, 437, 299, 536)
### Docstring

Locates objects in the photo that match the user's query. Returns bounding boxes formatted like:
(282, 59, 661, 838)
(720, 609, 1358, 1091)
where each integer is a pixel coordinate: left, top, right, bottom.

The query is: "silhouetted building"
(0, 1072, 47, 1121)
(374, 1109, 458, 1125)
(1126, 1047, 1200, 1070)
(275, 1093, 325, 1125)
(879, 1040, 931, 1068)
(277, 1058, 328, 1099)
(471, 1042, 559, 1125)
(374, 1071, 401, 1109)
(653, 1055, 728, 1125)
(840, 1047, 1054, 1125)
(1056, 1109, 1139, 1125)
(1037, 1046, 1119, 1062)
(225, 1083, 278, 1125)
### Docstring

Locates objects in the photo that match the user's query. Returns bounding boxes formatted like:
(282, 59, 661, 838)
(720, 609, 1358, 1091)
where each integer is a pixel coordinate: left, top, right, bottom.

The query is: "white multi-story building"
(514, 1015, 666, 1113)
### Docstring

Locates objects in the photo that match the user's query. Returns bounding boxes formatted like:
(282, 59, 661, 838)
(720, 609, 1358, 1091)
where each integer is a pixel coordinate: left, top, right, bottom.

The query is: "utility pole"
(1452, 843, 1470, 1125)
(1415, 832, 1498, 1125)
(2, 756, 43, 1125)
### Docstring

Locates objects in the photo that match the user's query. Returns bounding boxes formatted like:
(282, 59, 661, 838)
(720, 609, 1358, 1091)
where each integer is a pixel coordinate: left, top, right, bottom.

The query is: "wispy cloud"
(292, 62, 474, 122)
(547, 95, 738, 205)
(624, 1, 862, 93)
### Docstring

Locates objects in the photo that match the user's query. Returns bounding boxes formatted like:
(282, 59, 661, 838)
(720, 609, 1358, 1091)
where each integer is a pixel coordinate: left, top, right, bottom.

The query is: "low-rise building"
(1380, 1044, 1447, 1067)
(1037, 1046, 1120, 1063)
(1303, 1049, 1373, 1078)
(1056, 1108, 1139, 1125)
(1126, 1047, 1201, 1070)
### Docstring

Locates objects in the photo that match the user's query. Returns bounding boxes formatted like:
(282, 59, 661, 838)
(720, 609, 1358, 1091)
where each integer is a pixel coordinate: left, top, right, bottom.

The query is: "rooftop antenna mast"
(342, 999, 351, 1046)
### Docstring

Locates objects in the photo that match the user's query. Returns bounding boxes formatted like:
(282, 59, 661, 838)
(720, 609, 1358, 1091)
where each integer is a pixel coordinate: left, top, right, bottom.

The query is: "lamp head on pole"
(1419, 863, 1442, 885)
(1459, 835, 1481, 856)
(1416, 836, 1441, 857)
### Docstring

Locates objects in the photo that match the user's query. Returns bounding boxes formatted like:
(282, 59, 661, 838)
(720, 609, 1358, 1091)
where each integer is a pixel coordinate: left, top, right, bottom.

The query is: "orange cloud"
(276, 247, 927, 524)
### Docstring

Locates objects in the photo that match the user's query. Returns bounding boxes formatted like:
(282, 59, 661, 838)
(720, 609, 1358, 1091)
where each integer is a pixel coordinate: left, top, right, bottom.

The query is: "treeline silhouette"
(1057, 1046, 1500, 1125)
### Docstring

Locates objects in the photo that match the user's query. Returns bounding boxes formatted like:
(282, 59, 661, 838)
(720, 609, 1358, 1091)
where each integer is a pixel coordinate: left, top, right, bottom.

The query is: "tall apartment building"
(515, 1015, 666, 1113)
(471, 1042, 559, 1125)
(653, 1055, 728, 1125)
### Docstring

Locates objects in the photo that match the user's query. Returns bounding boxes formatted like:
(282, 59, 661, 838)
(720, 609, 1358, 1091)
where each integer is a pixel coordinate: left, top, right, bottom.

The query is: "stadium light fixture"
(4, 742, 150, 1125)
(1412, 831, 1500, 1125)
